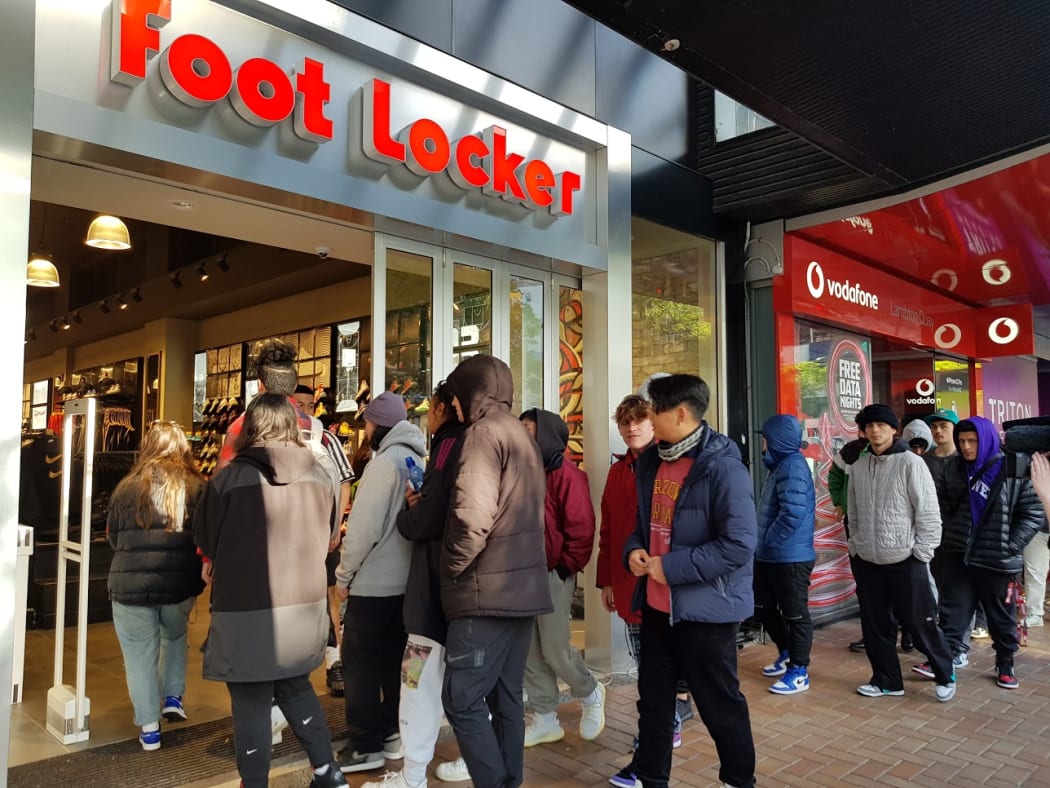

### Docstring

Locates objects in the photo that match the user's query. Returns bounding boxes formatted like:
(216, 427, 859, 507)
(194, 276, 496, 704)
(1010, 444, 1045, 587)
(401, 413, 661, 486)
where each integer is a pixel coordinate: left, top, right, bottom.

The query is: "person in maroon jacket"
(519, 408, 606, 747)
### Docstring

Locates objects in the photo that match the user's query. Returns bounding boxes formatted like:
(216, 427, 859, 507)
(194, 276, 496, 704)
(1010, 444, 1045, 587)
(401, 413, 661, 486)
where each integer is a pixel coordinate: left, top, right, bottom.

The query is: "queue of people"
(105, 341, 1049, 788)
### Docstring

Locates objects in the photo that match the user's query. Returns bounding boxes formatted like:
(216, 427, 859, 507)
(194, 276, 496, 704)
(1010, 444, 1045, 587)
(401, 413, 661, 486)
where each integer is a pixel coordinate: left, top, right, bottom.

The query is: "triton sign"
(108, 0, 582, 217)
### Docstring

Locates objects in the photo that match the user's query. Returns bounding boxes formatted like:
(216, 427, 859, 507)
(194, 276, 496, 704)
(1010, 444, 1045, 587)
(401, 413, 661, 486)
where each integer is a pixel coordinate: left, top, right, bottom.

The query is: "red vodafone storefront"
(773, 235, 1034, 621)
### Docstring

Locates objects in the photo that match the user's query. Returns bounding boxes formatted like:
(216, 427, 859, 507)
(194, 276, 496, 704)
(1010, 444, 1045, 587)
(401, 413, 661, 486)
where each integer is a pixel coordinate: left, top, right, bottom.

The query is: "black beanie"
(855, 404, 900, 431)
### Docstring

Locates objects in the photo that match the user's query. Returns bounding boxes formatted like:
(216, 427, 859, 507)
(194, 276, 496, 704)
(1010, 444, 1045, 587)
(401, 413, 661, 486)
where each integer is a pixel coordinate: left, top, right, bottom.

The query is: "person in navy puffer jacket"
(753, 414, 816, 696)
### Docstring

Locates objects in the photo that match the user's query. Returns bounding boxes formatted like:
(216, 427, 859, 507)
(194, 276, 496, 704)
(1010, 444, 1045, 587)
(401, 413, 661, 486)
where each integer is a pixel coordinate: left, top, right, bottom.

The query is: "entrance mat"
(9, 694, 349, 788)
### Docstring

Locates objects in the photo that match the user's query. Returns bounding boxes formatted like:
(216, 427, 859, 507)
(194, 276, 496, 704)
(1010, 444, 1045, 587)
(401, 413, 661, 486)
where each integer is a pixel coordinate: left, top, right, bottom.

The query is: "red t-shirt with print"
(647, 457, 693, 613)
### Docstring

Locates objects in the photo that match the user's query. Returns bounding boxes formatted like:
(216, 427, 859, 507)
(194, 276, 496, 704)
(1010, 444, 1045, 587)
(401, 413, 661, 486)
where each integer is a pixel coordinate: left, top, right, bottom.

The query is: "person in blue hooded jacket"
(753, 414, 816, 695)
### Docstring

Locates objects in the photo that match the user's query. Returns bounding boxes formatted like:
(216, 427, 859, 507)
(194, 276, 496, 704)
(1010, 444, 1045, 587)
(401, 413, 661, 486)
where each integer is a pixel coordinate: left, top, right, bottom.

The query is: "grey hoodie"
(336, 420, 427, 596)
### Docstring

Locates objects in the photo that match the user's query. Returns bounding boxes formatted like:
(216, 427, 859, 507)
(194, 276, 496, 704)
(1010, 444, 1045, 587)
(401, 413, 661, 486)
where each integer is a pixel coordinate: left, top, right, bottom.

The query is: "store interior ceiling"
(24, 158, 373, 359)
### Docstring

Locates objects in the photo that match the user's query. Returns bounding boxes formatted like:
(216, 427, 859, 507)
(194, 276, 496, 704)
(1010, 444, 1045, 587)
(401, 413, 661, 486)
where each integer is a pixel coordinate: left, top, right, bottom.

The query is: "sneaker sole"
(162, 710, 187, 722)
(769, 684, 810, 695)
(857, 688, 904, 697)
(384, 748, 404, 760)
(525, 729, 566, 747)
(339, 758, 386, 773)
(936, 688, 957, 702)
(910, 667, 935, 679)
(436, 768, 471, 782)
(140, 739, 161, 752)
(761, 667, 787, 677)
(997, 680, 1019, 689)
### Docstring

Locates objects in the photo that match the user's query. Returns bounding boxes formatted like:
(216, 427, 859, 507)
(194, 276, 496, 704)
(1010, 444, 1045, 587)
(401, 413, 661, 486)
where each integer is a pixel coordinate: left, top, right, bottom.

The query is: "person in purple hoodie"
(927, 417, 1044, 690)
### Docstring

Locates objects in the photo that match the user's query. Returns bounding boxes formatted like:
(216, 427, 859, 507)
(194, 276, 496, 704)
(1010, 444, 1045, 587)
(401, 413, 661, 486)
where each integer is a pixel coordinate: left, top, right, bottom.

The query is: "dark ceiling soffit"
(563, 0, 907, 186)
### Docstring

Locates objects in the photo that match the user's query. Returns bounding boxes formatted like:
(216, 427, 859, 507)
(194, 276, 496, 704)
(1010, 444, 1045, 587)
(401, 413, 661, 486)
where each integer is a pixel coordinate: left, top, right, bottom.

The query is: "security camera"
(315, 245, 332, 260)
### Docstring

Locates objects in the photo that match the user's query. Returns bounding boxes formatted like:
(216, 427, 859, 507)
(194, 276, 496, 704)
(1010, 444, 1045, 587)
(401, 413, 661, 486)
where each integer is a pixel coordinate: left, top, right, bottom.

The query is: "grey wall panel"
(452, 0, 596, 117)
(596, 25, 691, 167)
(329, 0, 453, 52)
(631, 147, 714, 239)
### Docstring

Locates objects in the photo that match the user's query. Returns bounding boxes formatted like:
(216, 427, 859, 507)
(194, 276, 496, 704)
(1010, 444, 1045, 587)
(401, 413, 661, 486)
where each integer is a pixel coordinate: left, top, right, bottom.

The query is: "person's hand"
(337, 585, 349, 600)
(647, 555, 666, 585)
(201, 562, 214, 586)
(628, 549, 650, 577)
(601, 586, 616, 613)
(405, 481, 422, 508)
(1032, 452, 1050, 510)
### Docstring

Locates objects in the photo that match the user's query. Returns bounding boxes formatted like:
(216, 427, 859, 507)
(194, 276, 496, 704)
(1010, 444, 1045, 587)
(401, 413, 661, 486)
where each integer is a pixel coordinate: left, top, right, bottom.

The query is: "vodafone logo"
(988, 317, 1020, 345)
(982, 259, 1012, 286)
(930, 268, 958, 291)
(804, 261, 879, 310)
(934, 323, 962, 350)
(915, 378, 935, 397)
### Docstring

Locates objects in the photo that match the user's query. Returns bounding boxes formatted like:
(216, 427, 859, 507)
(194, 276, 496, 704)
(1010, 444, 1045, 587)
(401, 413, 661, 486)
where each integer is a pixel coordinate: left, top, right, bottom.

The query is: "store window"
(714, 90, 775, 141)
(508, 273, 545, 414)
(386, 250, 433, 405)
(453, 264, 492, 365)
(631, 217, 720, 426)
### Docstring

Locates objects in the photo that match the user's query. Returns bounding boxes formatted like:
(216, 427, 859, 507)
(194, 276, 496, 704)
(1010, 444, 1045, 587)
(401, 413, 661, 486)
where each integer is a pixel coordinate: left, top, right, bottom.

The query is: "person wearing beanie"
(847, 403, 957, 702)
(335, 390, 426, 775)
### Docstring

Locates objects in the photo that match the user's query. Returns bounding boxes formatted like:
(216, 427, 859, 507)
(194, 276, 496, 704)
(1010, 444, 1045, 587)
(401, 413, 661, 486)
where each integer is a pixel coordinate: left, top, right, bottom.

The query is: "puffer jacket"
(441, 355, 553, 619)
(931, 454, 971, 554)
(107, 476, 205, 606)
(756, 415, 816, 564)
(846, 440, 941, 564)
(624, 424, 757, 625)
(193, 442, 335, 682)
(336, 419, 426, 596)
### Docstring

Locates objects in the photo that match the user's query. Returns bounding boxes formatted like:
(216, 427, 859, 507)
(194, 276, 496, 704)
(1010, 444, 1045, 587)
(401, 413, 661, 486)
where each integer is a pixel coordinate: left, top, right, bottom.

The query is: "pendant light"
(27, 251, 61, 287)
(85, 214, 132, 250)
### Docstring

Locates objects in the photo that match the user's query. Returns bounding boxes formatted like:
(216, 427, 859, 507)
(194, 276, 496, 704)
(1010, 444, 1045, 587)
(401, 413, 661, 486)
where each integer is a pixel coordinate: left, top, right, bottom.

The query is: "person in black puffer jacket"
(107, 421, 205, 751)
(934, 417, 1045, 690)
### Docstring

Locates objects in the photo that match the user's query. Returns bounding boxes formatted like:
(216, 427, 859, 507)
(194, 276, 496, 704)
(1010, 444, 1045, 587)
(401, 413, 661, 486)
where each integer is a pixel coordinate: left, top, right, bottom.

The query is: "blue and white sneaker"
(761, 650, 790, 677)
(769, 665, 810, 695)
(139, 728, 161, 751)
(162, 695, 187, 722)
(608, 767, 640, 788)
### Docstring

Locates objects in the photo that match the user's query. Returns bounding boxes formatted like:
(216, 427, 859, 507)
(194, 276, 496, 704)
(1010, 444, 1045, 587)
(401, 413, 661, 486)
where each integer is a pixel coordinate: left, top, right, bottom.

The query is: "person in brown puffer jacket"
(439, 354, 552, 788)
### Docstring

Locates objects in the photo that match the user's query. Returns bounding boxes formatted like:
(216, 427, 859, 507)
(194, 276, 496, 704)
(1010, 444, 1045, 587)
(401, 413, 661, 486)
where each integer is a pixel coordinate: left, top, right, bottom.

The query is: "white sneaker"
(435, 758, 470, 782)
(362, 771, 426, 788)
(271, 704, 288, 746)
(935, 682, 957, 702)
(1025, 615, 1044, 628)
(524, 714, 565, 747)
(579, 682, 606, 741)
(383, 733, 404, 760)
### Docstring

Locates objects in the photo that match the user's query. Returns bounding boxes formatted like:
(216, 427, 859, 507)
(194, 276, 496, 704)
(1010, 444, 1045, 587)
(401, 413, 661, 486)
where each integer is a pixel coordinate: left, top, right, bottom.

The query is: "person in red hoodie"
(519, 408, 606, 747)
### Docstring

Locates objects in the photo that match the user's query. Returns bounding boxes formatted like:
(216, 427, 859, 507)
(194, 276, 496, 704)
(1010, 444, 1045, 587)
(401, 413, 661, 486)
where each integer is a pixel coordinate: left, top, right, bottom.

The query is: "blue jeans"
(112, 597, 195, 726)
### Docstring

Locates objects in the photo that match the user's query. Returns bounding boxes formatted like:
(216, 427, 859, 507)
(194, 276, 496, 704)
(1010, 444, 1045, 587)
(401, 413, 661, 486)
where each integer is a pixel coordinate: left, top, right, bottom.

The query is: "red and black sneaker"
(996, 665, 1019, 689)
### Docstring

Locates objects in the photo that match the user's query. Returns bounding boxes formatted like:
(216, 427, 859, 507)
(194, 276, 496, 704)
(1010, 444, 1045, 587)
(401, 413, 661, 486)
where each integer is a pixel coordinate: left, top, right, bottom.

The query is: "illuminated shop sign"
(108, 0, 582, 217)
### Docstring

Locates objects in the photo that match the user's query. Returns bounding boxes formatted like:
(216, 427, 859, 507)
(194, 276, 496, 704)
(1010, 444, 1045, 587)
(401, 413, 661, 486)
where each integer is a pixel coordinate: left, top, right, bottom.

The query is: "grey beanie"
(363, 391, 407, 427)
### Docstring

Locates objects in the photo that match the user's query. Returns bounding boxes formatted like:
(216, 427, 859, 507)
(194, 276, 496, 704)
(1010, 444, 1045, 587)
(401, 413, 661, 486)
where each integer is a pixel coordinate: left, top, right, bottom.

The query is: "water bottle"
(405, 456, 425, 492)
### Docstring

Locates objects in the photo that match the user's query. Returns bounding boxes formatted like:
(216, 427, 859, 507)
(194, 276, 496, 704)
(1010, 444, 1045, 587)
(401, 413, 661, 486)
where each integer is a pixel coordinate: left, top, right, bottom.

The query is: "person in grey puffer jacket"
(335, 391, 426, 774)
(847, 404, 956, 703)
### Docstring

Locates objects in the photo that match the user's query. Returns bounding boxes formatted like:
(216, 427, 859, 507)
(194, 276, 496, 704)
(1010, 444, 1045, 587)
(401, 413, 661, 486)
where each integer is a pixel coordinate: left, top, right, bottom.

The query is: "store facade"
(4, 0, 730, 769)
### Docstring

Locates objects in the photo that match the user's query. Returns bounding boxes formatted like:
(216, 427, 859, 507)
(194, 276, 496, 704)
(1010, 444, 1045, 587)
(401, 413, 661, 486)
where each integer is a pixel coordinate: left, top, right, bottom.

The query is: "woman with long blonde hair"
(107, 421, 206, 751)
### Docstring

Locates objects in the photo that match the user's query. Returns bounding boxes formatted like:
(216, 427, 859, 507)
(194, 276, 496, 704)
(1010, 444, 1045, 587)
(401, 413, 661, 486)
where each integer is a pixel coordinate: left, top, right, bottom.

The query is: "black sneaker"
(675, 696, 694, 723)
(848, 639, 866, 652)
(309, 763, 348, 787)
(900, 632, 914, 653)
(326, 661, 344, 697)
(336, 746, 384, 774)
(996, 664, 1020, 689)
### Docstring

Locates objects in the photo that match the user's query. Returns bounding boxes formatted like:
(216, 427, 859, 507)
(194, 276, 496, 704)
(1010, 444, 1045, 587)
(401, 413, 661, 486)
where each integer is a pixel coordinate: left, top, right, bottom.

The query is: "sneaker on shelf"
(161, 695, 187, 722)
(899, 632, 915, 652)
(271, 703, 288, 746)
(435, 757, 470, 783)
(935, 681, 957, 702)
(761, 650, 790, 677)
(848, 639, 866, 652)
(579, 683, 606, 741)
(971, 626, 990, 639)
(769, 665, 810, 695)
(910, 662, 935, 679)
(362, 771, 423, 788)
(139, 727, 161, 751)
(337, 747, 385, 774)
(608, 766, 640, 788)
(953, 652, 969, 669)
(326, 661, 345, 697)
(310, 763, 350, 788)
(675, 695, 694, 723)
(996, 665, 1020, 689)
(856, 683, 904, 698)
(383, 732, 404, 760)
(525, 713, 566, 747)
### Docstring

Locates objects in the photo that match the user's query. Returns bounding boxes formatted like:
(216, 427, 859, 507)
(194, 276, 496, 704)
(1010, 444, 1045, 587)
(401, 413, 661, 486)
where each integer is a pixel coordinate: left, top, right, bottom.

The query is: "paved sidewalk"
(259, 618, 1050, 787)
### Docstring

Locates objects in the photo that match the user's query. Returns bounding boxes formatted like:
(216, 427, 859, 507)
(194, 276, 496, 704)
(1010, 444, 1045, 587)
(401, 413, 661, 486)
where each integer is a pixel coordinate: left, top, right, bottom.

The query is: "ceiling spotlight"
(71, 310, 83, 325)
(170, 271, 183, 289)
(99, 299, 111, 314)
(216, 253, 231, 272)
(48, 320, 59, 334)
(117, 293, 129, 310)
(61, 316, 72, 330)
(27, 251, 61, 288)
(131, 287, 143, 303)
(85, 215, 131, 250)
(197, 263, 209, 282)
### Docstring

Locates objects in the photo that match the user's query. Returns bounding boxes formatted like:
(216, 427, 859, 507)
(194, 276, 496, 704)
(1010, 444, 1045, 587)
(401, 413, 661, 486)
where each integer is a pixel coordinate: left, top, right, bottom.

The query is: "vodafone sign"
(107, 0, 582, 218)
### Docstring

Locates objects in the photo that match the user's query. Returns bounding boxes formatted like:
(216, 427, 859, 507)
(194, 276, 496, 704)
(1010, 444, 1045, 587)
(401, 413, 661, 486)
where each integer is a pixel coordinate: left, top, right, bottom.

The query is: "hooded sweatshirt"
(521, 408, 596, 575)
(440, 355, 552, 619)
(756, 414, 816, 563)
(192, 442, 335, 682)
(902, 419, 934, 452)
(336, 419, 427, 596)
(955, 417, 1004, 532)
